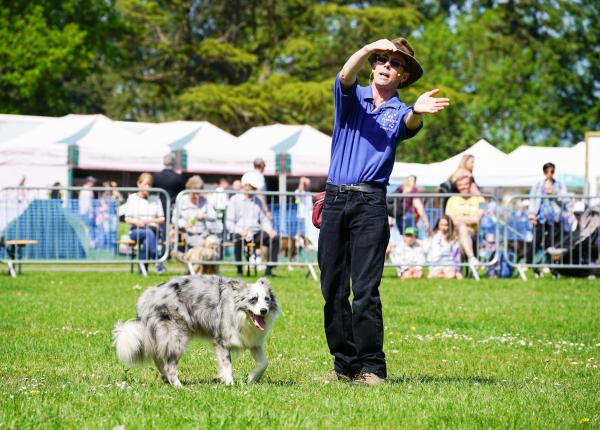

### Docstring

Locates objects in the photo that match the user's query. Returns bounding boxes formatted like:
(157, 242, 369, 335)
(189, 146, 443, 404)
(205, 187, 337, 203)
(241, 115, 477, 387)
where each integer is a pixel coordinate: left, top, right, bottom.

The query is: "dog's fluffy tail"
(113, 319, 148, 365)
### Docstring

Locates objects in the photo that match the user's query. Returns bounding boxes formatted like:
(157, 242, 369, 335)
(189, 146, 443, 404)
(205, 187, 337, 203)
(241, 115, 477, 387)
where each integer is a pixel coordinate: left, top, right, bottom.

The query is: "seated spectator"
(123, 173, 166, 274)
(390, 227, 425, 279)
(427, 215, 462, 279)
(388, 175, 430, 236)
(445, 168, 485, 267)
(173, 175, 222, 249)
(439, 154, 481, 209)
(226, 172, 279, 277)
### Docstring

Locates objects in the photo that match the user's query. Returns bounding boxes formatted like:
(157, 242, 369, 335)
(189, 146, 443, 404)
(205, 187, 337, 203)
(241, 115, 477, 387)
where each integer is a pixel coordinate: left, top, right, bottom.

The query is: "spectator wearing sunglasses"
(318, 37, 450, 387)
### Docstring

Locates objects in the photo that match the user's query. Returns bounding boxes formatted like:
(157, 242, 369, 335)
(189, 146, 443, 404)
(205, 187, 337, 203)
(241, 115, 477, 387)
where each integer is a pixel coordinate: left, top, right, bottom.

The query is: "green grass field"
(1, 268, 599, 429)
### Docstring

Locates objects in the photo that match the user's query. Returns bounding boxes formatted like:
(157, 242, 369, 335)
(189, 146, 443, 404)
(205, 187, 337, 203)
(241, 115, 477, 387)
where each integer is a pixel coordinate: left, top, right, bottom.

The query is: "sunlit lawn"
(1, 268, 599, 429)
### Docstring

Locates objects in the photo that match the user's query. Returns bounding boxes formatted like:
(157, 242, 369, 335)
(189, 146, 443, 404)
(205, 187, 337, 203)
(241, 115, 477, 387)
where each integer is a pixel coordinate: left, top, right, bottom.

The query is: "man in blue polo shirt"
(319, 37, 450, 386)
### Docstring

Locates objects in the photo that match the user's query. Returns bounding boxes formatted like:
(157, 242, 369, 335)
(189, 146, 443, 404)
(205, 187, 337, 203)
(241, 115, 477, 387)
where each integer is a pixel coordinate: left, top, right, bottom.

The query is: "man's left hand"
(413, 89, 450, 114)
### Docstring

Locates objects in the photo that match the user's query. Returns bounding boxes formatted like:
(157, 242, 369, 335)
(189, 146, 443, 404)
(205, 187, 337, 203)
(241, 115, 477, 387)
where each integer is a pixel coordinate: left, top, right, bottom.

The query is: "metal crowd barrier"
(172, 189, 319, 280)
(385, 192, 500, 281)
(172, 190, 499, 281)
(0, 186, 170, 277)
(3, 186, 597, 281)
(503, 195, 600, 280)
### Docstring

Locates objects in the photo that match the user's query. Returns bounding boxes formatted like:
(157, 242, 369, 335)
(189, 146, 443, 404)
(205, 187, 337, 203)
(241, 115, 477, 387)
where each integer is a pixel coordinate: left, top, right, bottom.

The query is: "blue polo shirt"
(327, 75, 422, 186)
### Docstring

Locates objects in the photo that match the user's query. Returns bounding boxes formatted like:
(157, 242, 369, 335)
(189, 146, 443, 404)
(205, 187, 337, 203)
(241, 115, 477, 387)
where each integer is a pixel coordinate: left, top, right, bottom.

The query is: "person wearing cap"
(390, 226, 425, 279)
(319, 37, 449, 386)
(242, 157, 272, 220)
(226, 172, 279, 277)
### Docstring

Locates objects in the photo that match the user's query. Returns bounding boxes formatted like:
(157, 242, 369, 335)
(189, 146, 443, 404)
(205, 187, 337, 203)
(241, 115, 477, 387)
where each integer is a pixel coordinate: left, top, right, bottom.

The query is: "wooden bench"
(4, 239, 38, 277)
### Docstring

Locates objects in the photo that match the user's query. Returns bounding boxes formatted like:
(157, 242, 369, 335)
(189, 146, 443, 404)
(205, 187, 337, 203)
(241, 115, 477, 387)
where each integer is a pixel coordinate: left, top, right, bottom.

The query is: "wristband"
(411, 106, 423, 115)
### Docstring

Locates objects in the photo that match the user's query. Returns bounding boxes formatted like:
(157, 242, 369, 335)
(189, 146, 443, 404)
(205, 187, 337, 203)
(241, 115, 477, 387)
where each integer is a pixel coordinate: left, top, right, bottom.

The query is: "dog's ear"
(256, 277, 270, 288)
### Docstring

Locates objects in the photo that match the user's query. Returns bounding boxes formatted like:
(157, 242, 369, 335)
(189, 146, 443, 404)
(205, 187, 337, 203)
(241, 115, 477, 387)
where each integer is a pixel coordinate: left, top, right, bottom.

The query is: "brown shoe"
(313, 370, 353, 383)
(351, 372, 385, 387)
(331, 370, 353, 382)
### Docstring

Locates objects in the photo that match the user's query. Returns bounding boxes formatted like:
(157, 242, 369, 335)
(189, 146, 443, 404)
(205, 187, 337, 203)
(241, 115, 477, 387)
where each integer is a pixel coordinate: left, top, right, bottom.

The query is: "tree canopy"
(0, 0, 598, 162)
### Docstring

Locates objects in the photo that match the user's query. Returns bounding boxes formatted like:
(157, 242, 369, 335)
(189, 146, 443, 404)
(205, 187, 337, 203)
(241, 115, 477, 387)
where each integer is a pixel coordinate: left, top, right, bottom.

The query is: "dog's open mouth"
(248, 312, 266, 331)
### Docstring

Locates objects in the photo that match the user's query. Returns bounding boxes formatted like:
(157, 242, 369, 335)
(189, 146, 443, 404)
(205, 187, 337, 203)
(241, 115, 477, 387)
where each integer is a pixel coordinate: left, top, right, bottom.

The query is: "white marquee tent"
(1, 113, 598, 194)
(139, 121, 246, 174)
(236, 124, 332, 176)
(0, 114, 93, 188)
(390, 139, 510, 188)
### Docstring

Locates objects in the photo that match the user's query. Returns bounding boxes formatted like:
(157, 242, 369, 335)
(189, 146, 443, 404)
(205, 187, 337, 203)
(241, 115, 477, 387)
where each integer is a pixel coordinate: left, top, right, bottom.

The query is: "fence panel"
(171, 189, 319, 278)
(503, 195, 600, 280)
(0, 186, 170, 276)
(11, 186, 595, 281)
(172, 189, 500, 281)
(385, 192, 500, 280)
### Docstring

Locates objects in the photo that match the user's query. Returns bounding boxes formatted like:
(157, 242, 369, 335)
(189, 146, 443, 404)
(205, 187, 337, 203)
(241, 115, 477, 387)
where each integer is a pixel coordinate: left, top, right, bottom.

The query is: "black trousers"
(318, 184, 389, 378)
(526, 220, 563, 264)
(232, 232, 279, 273)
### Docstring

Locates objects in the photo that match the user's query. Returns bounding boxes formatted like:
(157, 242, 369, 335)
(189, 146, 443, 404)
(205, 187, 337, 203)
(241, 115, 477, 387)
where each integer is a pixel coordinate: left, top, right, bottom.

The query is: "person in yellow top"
(445, 168, 484, 266)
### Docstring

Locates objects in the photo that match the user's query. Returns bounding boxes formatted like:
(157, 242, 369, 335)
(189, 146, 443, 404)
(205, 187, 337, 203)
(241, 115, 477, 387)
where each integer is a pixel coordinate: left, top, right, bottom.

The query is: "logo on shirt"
(379, 110, 400, 133)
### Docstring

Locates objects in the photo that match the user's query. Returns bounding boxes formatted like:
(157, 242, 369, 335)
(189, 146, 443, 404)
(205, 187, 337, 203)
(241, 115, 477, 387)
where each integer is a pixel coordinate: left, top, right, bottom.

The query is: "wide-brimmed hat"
(370, 37, 423, 88)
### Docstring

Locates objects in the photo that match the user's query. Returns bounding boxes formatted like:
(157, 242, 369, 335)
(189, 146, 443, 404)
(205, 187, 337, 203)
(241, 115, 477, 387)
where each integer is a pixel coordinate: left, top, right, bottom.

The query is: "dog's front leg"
(247, 345, 268, 383)
(215, 343, 234, 385)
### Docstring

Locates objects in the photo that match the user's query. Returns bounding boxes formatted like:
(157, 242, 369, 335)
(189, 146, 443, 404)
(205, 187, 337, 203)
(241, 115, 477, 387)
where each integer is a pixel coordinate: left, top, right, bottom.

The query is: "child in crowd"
(427, 215, 463, 279)
(391, 227, 425, 279)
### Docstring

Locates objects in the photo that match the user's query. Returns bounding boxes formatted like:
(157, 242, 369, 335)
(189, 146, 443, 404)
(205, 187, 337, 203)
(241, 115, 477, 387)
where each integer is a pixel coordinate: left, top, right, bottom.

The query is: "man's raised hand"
(413, 89, 450, 114)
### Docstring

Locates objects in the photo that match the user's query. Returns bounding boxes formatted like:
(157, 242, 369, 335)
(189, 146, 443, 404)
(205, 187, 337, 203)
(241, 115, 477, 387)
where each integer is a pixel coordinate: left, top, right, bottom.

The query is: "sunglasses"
(374, 55, 404, 69)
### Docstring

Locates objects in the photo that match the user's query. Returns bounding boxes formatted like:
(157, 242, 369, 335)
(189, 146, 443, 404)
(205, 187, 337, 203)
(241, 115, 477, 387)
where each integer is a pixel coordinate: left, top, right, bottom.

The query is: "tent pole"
(278, 173, 287, 235)
(584, 132, 589, 195)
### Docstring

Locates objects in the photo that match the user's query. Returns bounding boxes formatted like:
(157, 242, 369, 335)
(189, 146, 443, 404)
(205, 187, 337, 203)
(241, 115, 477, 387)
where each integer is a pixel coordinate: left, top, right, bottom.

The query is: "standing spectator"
(388, 175, 430, 236)
(294, 176, 318, 250)
(212, 178, 231, 214)
(109, 181, 124, 205)
(445, 169, 485, 267)
(226, 173, 279, 277)
(78, 176, 97, 248)
(49, 181, 63, 200)
(95, 182, 113, 248)
(242, 158, 272, 220)
(124, 173, 166, 274)
(528, 162, 568, 255)
(153, 153, 186, 219)
(319, 36, 449, 386)
(427, 215, 462, 279)
(390, 227, 425, 278)
(231, 179, 242, 192)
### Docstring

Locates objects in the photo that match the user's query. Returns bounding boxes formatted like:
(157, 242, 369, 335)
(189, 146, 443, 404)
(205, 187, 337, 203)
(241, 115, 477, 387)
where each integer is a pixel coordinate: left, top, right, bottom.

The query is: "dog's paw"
(247, 372, 263, 383)
(219, 375, 234, 386)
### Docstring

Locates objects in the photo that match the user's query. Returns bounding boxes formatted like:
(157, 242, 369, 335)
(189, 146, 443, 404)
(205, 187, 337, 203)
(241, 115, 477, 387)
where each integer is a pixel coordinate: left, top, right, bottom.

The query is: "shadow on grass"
(387, 374, 498, 385)
(183, 378, 296, 387)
